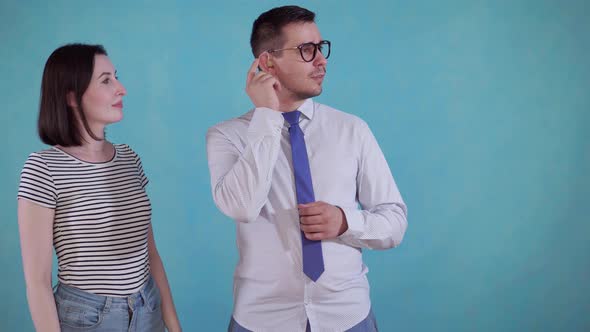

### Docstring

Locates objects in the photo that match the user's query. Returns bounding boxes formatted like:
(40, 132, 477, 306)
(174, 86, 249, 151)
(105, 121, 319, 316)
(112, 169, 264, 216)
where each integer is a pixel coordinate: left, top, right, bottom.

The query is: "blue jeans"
(229, 309, 378, 332)
(53, 275, 165, 331)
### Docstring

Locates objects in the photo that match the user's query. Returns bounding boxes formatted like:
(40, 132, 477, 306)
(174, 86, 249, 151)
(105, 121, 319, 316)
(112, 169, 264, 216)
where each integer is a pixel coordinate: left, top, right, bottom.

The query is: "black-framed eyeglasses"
(268, 40, 331, 62)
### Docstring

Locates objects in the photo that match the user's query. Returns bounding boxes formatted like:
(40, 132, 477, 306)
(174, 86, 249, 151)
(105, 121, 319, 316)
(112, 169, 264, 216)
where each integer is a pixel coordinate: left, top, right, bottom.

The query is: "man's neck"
(278, 99, 306, 113)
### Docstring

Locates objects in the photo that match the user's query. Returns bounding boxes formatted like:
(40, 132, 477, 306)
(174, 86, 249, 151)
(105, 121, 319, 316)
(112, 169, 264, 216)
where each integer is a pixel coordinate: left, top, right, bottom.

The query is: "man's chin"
(296, 88, 322, 100)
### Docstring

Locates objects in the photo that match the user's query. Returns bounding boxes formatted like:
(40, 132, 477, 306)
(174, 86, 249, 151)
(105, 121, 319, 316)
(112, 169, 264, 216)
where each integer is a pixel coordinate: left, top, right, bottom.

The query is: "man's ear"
(66, 91, 78, 109)
(258, 52, 275, 74)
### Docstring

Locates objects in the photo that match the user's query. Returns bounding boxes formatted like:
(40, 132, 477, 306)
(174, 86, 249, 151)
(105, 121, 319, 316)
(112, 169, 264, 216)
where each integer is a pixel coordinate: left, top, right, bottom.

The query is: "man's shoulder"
(207, 109, 255, 135)
(314, 101, 369, 128)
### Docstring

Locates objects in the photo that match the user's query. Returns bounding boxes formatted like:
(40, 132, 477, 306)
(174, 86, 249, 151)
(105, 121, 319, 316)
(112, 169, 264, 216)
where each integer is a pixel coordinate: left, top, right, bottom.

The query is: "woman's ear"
(66, 91, 78, 109)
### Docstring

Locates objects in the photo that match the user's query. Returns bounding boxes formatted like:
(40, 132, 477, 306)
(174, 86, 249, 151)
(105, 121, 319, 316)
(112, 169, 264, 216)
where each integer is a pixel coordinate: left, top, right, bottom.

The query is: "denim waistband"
(54, 275, 156, 310)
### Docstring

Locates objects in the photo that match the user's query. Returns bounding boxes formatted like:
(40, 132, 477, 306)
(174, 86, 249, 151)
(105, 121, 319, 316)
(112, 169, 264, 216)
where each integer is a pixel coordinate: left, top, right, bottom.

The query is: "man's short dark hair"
(250, 5, 316, 57)
(38, 43, 107, 146)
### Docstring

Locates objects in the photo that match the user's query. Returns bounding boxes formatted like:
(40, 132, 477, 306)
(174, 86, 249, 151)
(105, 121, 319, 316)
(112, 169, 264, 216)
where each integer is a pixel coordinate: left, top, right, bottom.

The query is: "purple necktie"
(283, 110, 325, 282)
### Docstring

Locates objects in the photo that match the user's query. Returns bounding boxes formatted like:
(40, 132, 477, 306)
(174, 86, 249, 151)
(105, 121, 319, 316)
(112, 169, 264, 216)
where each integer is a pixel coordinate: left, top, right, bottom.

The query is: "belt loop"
(139, 286, 148, 307)
(140, 276, 152, 305)
(103, 296, 112, 314)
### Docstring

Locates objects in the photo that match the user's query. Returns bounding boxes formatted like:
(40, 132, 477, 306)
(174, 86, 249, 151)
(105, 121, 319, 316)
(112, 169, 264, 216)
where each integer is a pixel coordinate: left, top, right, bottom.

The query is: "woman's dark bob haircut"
(38, 43, 107, 146)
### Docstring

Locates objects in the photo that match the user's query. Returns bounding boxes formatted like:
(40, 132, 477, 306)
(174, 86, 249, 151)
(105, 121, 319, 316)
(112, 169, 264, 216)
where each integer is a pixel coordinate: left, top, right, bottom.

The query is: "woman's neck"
(58, 138, 114, 163)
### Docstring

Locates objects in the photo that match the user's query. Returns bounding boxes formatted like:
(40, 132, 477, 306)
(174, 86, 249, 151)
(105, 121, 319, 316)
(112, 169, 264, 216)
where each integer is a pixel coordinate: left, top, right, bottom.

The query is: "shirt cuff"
(338, 207, 364, 240)
(247, 107, 284, 138)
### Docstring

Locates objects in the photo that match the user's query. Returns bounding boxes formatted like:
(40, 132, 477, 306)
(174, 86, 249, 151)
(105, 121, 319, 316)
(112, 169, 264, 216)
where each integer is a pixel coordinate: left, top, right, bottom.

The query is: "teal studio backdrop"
(1, 0, 589, 331)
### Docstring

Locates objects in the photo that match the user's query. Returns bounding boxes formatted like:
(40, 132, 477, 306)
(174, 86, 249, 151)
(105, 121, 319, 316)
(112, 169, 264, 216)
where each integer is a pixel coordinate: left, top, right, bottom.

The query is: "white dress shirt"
(206, 98, 408, 332)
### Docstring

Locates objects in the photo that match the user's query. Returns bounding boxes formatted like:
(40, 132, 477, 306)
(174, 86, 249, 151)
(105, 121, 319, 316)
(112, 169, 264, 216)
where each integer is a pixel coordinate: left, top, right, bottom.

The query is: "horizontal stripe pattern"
(18, 144, 151, 296)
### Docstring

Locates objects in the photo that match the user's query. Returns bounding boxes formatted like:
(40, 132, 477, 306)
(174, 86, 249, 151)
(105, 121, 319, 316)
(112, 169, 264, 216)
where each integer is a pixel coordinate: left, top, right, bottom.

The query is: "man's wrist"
(336, 206, 348, 236)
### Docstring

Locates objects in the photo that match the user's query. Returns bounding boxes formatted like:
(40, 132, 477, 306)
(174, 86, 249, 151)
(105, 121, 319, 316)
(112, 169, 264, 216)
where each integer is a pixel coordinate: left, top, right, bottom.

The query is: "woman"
(17, 43, 182, 331)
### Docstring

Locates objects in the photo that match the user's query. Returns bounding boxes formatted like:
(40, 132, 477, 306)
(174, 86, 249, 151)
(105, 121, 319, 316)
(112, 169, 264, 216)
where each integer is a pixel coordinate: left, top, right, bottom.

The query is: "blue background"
(1, 0, 589, 331)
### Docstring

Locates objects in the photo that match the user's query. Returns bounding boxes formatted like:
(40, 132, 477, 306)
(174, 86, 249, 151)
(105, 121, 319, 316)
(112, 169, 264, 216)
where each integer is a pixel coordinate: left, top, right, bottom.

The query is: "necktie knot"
(282, 110, 301, 126)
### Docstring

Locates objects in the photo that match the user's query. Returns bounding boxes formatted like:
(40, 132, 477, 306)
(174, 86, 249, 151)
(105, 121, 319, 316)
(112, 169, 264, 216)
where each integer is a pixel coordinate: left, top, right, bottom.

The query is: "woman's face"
(80, 54, 126, 127)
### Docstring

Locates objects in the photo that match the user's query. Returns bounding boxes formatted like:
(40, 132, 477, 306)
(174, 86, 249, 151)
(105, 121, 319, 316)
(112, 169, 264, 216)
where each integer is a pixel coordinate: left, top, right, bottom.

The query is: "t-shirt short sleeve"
(17, 153, 57, 209)
(131, 148, 149, 189)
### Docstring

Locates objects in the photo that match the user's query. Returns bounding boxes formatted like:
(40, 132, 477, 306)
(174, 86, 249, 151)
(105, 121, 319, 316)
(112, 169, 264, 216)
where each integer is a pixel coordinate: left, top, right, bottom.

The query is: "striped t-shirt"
(17, 144, 152, 296)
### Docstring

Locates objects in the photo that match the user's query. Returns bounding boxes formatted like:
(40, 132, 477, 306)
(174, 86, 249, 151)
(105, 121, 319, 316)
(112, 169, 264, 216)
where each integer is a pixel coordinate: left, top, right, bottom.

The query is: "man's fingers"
(300, 224, 325, 233)
(246, 58, 260, 85)
(273, 79, 282, 92)
(298, 204, 324, 216)
(299, 201, 322, 208)
(304, 232, 326, 241)
(300, 215, 323, 225)
(298, 201, 325, 209)
(254, 74, 275, 84)
(250, 72, 277, 86)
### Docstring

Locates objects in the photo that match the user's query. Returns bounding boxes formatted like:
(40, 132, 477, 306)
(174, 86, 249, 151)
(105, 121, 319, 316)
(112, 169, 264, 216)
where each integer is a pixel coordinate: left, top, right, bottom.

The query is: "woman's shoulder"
(113, 143, 135, 154)
(23, 146, 61, 164)
(29, 146, 58, 157)
(112, 143, 143, 161)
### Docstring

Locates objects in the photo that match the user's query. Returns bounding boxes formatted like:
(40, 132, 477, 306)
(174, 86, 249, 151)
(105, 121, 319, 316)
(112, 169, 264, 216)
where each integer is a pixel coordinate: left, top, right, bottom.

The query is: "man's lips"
(112, 101, 123, 108)
(311, 70, 326, 79)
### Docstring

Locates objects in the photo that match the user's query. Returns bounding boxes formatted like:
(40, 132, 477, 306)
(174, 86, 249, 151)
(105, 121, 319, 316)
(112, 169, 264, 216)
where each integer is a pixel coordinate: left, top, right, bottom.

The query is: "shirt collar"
(297, 98, 315, 121)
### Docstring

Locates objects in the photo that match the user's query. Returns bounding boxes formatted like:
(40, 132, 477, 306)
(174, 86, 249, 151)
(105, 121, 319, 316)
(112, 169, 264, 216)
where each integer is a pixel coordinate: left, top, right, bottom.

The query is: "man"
(206, 5, 407, 332)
